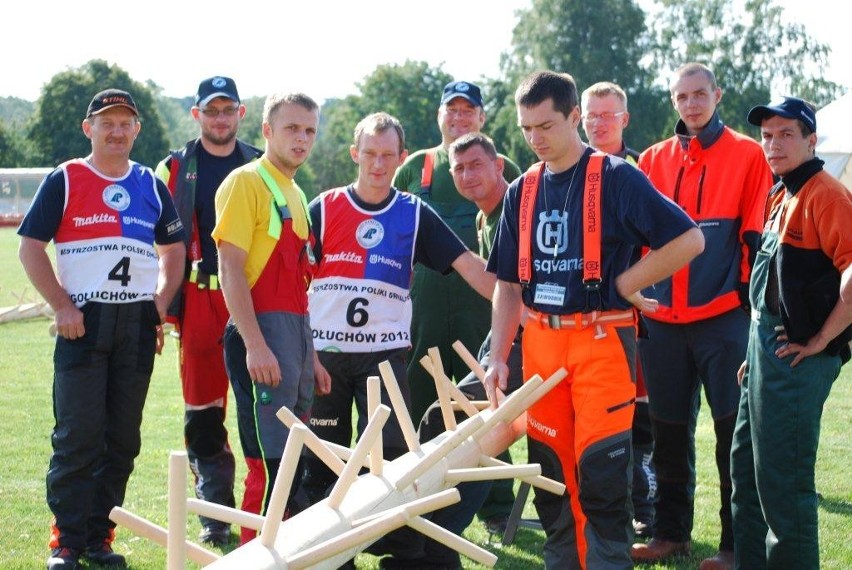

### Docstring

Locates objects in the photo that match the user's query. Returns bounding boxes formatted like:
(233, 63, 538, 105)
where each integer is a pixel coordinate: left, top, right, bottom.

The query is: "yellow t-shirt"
(212, 155, 309, 287)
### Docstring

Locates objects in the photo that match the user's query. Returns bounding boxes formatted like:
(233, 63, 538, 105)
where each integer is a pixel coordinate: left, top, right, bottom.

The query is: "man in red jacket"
(631, 63, 773, 570)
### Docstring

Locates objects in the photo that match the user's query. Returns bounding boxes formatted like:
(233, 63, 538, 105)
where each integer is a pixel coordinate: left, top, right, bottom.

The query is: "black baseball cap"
(747, 96, 816, 133)
(196, 76, 240, 106)
(86, 89, 138, 118)
(440, 81, 483, 108)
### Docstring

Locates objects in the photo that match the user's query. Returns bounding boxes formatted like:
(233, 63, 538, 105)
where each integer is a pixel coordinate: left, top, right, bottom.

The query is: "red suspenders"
(517, 152, 605, 291)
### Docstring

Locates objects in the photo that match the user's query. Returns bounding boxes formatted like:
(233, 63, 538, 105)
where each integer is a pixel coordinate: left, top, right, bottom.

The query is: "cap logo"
(456, 82, 470, 92)
(212, 77, 227, 88)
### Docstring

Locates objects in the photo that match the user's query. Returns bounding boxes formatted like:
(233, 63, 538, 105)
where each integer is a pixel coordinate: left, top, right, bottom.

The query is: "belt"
(189, 269, 219, 290)
(527, 308, 635, 331)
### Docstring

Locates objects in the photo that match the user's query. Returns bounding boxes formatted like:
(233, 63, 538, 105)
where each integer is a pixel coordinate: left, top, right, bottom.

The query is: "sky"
(1, 0, 849, 104)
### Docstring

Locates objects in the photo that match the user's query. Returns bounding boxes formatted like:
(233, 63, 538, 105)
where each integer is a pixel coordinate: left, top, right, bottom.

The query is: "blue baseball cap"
(196, 76, 240, 106)
(440, 81, 483, 108)
(747, 96, 816, 133)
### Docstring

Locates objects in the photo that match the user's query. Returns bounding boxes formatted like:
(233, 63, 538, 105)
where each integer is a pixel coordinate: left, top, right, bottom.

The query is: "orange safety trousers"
(523, 315, 637, 569)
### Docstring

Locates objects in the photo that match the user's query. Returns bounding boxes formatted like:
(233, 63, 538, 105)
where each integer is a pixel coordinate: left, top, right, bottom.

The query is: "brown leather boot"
(630, 538, 691, 562)
(698, 550, 734, 570)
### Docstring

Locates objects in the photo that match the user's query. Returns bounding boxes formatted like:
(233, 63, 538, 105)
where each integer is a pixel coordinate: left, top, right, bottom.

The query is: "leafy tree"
(491, 0, 664, 160)
(646, 0, 843, 136)
(27, 59, 169, 167)
(308, 96, 362, 196)
(306, 61, 454, 192)
(0, 96, 35, 128)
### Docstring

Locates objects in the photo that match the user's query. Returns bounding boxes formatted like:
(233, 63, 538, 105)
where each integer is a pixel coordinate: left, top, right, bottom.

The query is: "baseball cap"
(196, 76, 241, 106)
(440, 81, 483, 108)
(86, 89, 138, 118)
(747, 96, 816, 133)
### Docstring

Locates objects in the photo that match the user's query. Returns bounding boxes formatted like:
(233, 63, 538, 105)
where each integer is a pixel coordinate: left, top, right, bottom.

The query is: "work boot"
(199, 525, 231, 547)
(699, 550, 734, 570)
(631, 538, 691, 562)
(47, 547, 80, 570)
(84, 542, 126, 567)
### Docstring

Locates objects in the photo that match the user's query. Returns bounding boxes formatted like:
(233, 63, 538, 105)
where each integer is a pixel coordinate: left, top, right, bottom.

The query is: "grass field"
(1, 226, 850, 569)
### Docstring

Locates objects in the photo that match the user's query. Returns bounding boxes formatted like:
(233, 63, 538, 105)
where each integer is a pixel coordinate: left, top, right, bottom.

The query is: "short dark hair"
(515, 71, 579, 118)
(448, 132, 497, 161)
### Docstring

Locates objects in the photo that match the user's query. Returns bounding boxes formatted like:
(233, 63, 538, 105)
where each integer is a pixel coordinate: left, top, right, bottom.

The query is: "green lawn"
(1, 226, 850, 569)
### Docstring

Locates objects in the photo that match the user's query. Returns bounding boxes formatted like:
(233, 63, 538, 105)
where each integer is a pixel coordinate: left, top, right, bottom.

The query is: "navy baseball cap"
(196, 76, 240, 106)
(440, 81, 483, 108)
(86, 89, 138, 118)
(747, 96, 816, 133)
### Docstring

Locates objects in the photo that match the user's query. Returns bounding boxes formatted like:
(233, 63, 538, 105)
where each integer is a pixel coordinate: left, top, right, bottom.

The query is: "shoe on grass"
(47, 547, 80, 570)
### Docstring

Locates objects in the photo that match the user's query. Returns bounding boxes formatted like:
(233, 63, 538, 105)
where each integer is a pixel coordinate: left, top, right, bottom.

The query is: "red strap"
(518, 162, 544, 283)
(517, 153, 606, 285)
(583, 152, 605, 284)
(420, 149, 436, 193)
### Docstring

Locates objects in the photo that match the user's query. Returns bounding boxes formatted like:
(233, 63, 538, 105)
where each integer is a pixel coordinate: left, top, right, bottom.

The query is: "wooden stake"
(167, 451, 188, 570)
(109, 507, 219, 566)
(328, 405, 391, 509)
(259, 424, 308, 547)
(367, 375, 383, 475)
(378, 360, 421, 452)
(276, 407, 349, 474)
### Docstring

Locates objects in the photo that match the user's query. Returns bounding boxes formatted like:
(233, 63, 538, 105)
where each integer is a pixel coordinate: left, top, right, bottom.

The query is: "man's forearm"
(616, 227, 705, 299)
(155, 242, 186, 316)
(490, 280, 523, 365)
(218, 243, 266, 350)
(18, 237, 74, 312)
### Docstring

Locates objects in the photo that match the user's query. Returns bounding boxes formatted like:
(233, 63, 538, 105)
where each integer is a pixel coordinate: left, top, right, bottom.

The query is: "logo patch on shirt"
(102, 185, 131, 211)
(356, 219, 385, 249)
(536, 209, 568, 256)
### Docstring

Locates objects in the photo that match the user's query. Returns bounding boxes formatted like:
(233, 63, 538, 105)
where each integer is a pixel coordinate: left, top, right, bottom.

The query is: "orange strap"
(419, 149, 436, 194)
(517, 152, 605, 286)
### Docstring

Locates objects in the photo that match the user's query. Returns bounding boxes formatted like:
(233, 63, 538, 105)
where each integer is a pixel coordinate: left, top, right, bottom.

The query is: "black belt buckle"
(547, 314, 562, 330)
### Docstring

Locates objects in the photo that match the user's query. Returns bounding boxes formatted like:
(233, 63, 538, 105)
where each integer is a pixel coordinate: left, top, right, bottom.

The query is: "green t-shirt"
(392, 145, 521, 250)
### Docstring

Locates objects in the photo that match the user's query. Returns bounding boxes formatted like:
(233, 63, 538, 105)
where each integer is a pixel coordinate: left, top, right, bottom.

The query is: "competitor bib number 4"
(108, 256, 132, 287)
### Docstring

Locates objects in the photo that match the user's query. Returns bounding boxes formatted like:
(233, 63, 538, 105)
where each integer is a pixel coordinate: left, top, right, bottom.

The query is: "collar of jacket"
(675, 110, 724, 150)
(779, 157, 825, 196)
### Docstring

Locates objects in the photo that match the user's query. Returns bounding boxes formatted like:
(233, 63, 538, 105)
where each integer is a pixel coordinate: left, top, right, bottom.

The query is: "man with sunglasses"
(155, 76, 261, 547)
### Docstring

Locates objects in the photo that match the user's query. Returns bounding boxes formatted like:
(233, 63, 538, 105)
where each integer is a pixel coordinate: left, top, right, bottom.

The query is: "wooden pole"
(259, 424, 308, 547)
(167, 451, 188, 570)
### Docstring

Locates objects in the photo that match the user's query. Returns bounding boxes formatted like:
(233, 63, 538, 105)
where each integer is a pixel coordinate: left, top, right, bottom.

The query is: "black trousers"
(48, 301, 158, 550)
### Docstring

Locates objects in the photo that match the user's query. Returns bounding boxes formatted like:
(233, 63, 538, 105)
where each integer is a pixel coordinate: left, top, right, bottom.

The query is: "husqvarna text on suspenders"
(518, 151, 606, 307)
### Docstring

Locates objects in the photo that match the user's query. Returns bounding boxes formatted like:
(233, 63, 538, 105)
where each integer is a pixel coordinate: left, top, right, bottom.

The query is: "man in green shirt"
(392, 81, 522, 426)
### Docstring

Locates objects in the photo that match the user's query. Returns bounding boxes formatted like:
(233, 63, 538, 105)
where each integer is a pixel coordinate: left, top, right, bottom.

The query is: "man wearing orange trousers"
(484, 70, 704, 569)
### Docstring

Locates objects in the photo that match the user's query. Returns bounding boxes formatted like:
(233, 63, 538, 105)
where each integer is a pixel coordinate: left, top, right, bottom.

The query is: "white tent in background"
(815, 91, 852, 187)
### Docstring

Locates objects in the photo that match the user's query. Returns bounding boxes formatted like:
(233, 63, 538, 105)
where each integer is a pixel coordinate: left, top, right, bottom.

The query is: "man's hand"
(737, 360, 747, 386)
(54, 304, 85, 340)
(313, 351, 332, 395)
(155, 325, 165, 355)
(484, 361, 509, 409)
(623, 290, 659, 314)
(776, 329, 827, 368)
(246, 343, 281, 387)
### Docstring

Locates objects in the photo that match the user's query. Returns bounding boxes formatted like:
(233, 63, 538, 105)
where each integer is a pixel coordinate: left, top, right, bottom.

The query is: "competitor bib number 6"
(346, 297, 370, 327)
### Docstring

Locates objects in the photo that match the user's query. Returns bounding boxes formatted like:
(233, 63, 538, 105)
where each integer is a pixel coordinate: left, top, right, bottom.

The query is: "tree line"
(0, 0, 842, 199)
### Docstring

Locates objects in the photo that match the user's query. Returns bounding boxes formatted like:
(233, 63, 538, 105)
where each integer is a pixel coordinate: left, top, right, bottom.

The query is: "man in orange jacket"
(631, 63, 773, 570)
